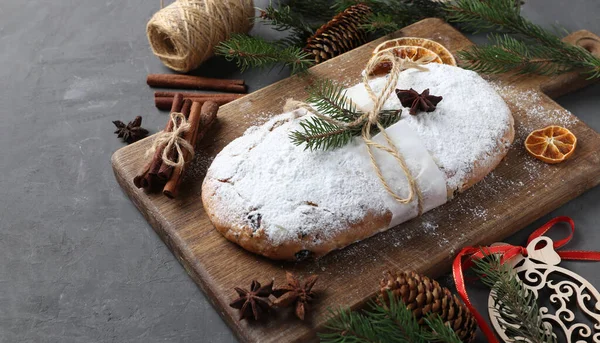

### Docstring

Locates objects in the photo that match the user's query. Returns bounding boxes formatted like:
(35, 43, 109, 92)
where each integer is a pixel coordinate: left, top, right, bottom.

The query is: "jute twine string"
(147, 0, 254, 72)
(146, 112, 195, 169)
(286, 51, 435, 214)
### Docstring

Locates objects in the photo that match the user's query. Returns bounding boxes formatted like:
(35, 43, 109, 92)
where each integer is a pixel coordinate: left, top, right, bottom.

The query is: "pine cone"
(379, 271, 477, 343)
(304, 4, 372, 64)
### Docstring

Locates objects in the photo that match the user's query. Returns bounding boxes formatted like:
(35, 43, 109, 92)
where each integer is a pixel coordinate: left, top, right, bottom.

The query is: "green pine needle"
(422, 316, 463, 343)
(290, 79, 401, 151)
(305, 79, 360, 122)
(258, 2, 315, 48)
(360, 13, 400, 35)
(472, 252, 556, 343)
(334, 0, 447, 28)
(446, 0, 600, 78)
(287, 0, 336, 22)
(290, 116, 358, 151)
(319, 291, 463, 343)
(215, 34, 314, 74)
(458, 33, 571, 75)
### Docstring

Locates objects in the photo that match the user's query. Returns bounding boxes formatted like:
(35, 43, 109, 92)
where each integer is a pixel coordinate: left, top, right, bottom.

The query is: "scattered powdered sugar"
(491, 81, 579, 144)
(241, 111, 273, 127)
(203, 64, 513, 249)
(184, 150, 214, 182)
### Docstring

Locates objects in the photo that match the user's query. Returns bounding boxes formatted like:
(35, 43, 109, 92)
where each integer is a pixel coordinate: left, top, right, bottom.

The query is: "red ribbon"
(452, 216, 600, 343)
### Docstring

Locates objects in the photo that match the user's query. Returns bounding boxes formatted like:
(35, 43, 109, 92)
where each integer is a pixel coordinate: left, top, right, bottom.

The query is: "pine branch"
(319, 291, 462, 343)
(290, 79, 401, 151)
(472, 253, 556, 343)
(422, 316, 463, 343)
(305, 79, 360, 122)
(258, 2, 315, 48)
(290, 116, 358, 151)
(446, 0, 600, 78)
(360, 13, 400, 35)
(215, 34, 314, 74)
(335, 0, 447, 29)
(287, 0, 336, 22)
(458, 34, 572, 75)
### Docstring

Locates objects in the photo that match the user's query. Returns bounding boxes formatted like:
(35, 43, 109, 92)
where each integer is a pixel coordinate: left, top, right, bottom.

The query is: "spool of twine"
(146, 0, 254, 73)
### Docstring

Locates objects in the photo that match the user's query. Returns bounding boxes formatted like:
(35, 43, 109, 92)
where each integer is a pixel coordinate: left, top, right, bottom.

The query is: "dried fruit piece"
(524, 125, 577, 164)
(370, 46, 443, 76)
(373, 37, 456, 66)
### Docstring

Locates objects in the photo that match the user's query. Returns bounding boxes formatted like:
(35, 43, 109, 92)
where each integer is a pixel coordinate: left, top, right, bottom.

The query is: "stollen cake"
(201, 63, 514, 260)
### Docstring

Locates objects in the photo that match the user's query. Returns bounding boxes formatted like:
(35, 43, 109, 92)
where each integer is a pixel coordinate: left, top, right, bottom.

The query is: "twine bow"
(146, 111, 195, 169)
(453, 216, 600, 343)
(287, 50, 435, 213)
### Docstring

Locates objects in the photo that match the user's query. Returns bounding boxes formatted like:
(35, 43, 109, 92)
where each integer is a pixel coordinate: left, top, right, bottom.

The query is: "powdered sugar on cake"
(203, 64, 512, 246)
(346, 63, 512, 190)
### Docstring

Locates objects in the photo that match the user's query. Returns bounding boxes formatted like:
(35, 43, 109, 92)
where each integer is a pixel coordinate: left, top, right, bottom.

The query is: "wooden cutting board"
(112, 19, 600, 343)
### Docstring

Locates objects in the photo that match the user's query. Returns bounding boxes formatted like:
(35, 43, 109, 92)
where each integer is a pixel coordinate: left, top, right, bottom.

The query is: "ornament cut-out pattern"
(488, 236, 600, 342)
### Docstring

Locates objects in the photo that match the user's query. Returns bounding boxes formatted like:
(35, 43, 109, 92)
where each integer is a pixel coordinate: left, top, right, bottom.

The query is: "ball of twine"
(146, 0, 254, 73)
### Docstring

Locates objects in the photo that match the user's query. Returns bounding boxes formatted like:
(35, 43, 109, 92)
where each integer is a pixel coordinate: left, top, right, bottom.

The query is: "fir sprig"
(290, 116, 359, 151)
(319, 291, 462, 343)
(217, 0, 447, 75)
(335, 0, 447, 34)
(287, 0, 337, 22)
(472, 252, 556, 343)
(460, 34, 571, 75)
(360, 13, 400, 35)
(258, 2, 315, 48)
(446, 0, 600, 78)
(215, 34, 314, 74)
(289, 79, 401, 150)
(305, 79, 360, 122)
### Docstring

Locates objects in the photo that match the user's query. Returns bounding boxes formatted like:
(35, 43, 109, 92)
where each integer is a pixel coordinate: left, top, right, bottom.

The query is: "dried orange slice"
(370, 46, 443, 76)
(373, 37, 457, 66)
(524, 125, 577, 164)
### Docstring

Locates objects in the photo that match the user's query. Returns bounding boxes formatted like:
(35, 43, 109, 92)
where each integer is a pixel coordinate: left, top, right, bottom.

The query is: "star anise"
(229, 280, 274, 321)
(395, 88, 443, 115)
(113, 116, 149, 144)
(272, 272, 318, 320)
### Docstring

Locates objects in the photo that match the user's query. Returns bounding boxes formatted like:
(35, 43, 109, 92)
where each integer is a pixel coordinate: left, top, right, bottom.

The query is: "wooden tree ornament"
(489, 236, 600, 342)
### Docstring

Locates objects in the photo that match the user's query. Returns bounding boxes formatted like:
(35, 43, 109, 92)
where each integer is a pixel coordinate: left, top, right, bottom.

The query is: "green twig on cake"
(472, 252, 556, 343)
(446, 0, 600, 78)
(289, 79, 401, 150)
(215, 34, 314, 74)
(318, 291, 462, 343)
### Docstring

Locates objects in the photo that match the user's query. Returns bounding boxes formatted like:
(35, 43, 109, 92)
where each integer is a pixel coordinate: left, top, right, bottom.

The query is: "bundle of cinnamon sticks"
(147, 74, 247, 111)
(134, 93, 219, 198)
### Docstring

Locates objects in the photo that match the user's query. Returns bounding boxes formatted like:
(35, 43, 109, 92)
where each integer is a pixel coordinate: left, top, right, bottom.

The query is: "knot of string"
(286, 50, 435, 214)
(146, 111, 195, 169)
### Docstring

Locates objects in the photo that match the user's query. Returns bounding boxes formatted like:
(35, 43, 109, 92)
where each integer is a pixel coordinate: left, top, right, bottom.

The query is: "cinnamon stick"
(155, 96, 236, 111)
(155, 91, 246, 100)
(147, 74, 247, 93)
(133, 93, 184, 189)
(163, 101, 219, 199)
(145, 99, 193, 188)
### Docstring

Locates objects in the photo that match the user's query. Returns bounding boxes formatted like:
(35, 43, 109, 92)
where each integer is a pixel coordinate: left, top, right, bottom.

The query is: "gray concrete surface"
(0, 0, 598, 342)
